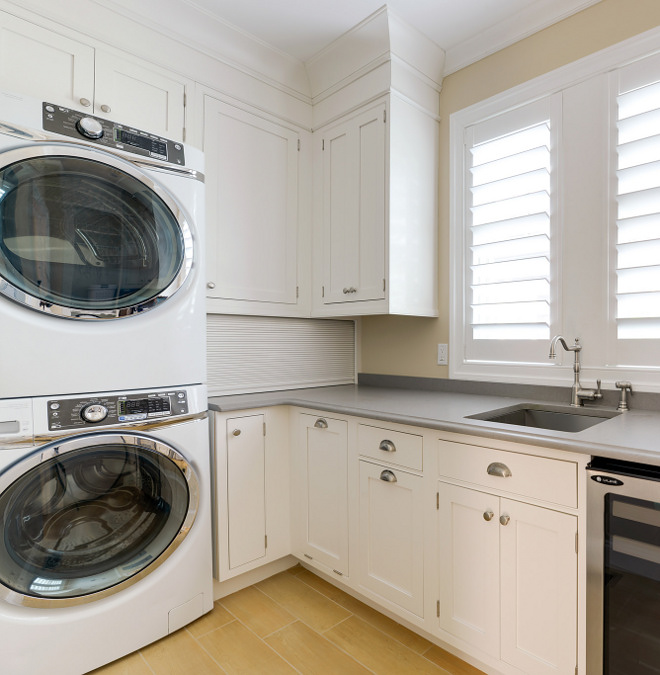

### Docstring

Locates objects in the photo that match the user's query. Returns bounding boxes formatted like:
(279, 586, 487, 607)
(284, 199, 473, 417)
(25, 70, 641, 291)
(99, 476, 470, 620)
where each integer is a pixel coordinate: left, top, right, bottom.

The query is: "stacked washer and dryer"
(0, 91, 213, 674)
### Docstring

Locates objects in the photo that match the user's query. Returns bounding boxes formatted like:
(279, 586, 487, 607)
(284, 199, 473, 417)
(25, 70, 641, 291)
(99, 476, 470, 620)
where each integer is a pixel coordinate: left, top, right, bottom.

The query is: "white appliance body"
(0, 384, 213, 675)
(0, 90, 206, 399)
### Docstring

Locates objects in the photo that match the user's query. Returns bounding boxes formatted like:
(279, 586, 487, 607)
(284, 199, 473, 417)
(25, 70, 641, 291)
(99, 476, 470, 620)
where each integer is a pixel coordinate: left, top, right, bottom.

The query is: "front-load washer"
(0, 383, 213, 675)
(0, 90, 206, 399)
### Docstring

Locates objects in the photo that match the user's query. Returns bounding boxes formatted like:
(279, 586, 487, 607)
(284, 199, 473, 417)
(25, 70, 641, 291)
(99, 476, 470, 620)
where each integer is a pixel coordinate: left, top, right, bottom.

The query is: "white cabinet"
(202, 93, 310, 316)
(0, 12, 188, 140)
(437, 439, 579, 675)
(357, 460, 424, 616)
(213, 408, 290, 580)
(313, 94, 438, 317)
(292, 413, 349, 577)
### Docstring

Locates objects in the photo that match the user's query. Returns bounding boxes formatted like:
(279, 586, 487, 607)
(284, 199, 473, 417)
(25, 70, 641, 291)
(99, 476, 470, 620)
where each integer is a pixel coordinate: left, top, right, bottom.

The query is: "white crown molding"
(444, 0, 602, 75)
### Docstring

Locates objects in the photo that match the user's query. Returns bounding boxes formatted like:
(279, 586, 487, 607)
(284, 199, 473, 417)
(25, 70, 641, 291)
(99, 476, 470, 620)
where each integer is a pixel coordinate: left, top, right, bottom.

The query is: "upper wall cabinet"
(0, 12, 189, 141)
(202, 91, 311, 317)
(312, 94, 439, 317)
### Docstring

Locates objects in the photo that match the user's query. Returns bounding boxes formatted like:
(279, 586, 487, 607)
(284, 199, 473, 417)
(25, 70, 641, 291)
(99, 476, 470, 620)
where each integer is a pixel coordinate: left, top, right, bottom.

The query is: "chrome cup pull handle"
(314, 418, 328, 429)
(487, 462, 512, 478)
(380, 469, 397, 483)
(379, 440, 396, 452)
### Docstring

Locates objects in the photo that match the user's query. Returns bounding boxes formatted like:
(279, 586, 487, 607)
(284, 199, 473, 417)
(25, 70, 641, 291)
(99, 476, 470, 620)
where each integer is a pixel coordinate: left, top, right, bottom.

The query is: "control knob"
(76, 117, 104, 139)
(81, 403, 108, 423)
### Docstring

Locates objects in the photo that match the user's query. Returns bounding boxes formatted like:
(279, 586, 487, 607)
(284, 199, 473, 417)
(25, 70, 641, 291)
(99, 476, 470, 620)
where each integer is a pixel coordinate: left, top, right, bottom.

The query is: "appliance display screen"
(115, 129, 167, 157)
(118, 397, 171, 416)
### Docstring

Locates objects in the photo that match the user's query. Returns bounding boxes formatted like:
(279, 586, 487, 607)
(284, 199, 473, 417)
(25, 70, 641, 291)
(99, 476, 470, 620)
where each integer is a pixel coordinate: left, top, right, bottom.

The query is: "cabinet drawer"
(358, 424, 423, 471)
(438, 440, 577, 508)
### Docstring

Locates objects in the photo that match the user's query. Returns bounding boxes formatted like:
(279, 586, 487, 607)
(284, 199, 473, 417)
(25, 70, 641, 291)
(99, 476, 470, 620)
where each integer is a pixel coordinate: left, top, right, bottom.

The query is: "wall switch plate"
(437, 343, 448, 366)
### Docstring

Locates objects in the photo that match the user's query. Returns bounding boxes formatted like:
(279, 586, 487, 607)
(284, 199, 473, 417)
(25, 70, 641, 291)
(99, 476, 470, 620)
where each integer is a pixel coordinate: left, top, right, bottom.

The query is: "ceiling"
(181, 0, 600, 71)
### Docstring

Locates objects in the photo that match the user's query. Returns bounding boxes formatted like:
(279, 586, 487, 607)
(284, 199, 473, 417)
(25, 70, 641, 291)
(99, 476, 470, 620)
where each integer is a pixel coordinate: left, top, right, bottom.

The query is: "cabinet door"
(93, 51, 186, 140)
(358, 461, 424, 615)
(438, 482, 500, 657)
(0, 14, 94, 111)
(204, 96, 300, 308)
(297, 414, 348, 575)
(226, 415, 266, 569)
(321, 102, 386, 305)
(500, 499, 577, 675)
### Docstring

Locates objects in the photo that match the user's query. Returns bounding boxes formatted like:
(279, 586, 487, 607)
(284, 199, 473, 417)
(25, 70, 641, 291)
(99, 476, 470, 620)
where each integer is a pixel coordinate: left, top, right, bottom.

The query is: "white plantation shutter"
(615, 71, 660, 341)
(462, 96, 559, 364)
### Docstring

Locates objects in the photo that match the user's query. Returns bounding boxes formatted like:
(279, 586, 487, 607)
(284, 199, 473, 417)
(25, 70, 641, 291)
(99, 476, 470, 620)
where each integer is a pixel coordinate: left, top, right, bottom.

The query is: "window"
(451, 32, 660, 390)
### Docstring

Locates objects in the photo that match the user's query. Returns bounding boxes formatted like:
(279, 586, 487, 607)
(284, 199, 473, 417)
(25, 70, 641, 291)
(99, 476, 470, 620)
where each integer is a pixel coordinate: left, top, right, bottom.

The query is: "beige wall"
(359, 0, 660, 379)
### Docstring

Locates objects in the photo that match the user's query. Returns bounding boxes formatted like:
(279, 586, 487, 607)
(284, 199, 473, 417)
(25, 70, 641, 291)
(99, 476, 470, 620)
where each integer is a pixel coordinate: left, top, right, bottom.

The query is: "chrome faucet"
(549, 336, 602, 407)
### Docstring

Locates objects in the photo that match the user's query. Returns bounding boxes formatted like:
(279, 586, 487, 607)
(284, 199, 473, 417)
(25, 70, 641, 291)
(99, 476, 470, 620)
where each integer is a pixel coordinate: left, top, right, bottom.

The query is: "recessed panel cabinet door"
(204, 96, 299, 306)
(357, 461, 424, 615)
(93, 51, 187, 140)
(0, 15, 94, 111)
(226, 414, 266, 569)
(500, 499, 577, 675)
(438, 482, 501, 657)
(321, 102, 386, 305)
(296, 414, 349, 576)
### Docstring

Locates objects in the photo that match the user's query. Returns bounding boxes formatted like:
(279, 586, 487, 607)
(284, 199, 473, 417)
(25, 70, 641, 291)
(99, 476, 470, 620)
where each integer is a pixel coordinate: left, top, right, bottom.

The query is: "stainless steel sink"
(466, 403, 620, 433)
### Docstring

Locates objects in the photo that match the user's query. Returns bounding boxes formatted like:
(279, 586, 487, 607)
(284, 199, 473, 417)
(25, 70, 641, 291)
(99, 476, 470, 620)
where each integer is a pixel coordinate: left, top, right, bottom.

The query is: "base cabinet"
(438, 481, 578, 675)
(357, 460, 424, 616)
(293, 413, 349, 578)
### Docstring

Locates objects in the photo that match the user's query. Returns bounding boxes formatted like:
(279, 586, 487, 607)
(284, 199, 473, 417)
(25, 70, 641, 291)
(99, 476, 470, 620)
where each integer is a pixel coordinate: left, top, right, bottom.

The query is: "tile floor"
(90, 565, 485, 675)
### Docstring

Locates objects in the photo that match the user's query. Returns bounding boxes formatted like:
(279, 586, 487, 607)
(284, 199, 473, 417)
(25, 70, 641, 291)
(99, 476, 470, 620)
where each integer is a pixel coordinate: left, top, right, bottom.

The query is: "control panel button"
(81, 403, 109, 423)
(76, 117, 104, 139)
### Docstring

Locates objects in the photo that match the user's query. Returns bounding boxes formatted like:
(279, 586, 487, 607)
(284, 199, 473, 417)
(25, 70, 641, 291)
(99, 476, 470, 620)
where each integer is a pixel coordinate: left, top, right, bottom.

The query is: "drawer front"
(358, 423, 423, 471)
(438, 440, 577, 508)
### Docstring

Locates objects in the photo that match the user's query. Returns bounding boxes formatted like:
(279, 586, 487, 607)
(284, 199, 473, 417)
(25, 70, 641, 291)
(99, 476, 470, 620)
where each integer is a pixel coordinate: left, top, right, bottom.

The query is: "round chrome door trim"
(0, 430, 200, 608)
(0, 143, 196, 320)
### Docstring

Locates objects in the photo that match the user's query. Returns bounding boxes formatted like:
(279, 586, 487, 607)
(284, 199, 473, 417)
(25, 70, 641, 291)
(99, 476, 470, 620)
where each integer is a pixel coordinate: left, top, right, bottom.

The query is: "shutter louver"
(468, 122, 552, 341)
(616, 80, 660, 339)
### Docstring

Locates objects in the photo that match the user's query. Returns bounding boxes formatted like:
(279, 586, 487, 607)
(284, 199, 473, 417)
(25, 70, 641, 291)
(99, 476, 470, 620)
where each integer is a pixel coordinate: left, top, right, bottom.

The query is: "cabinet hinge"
(383, 278, 386, 292)
(297, 138, 301, 151)
(436, 492, 439, 510)
(183, 92, 187, 108)
(322, 138, 325, 151)
(383, 109, 387, 123)
(265, 535, 268, 548)
(263, 422, 266, 436)
(322, 285, 325, 298)
(304, 553, 313, 560)
(575, 532, 579, 554)
(296, 286, 299, 299)
(333, 569, 343, 576)
(436, 600, 440, 618)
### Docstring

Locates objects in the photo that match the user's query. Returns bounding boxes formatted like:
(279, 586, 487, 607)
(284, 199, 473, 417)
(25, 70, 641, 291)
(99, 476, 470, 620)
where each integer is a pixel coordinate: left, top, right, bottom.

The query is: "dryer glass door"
(0, 146, 194, 319)
(0, 432, 198, 606)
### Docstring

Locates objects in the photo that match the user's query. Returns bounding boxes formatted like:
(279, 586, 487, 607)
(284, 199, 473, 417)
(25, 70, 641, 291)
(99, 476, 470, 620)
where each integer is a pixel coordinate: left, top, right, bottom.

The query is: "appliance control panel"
(47, 390, 189, 431)
(42, 102, 186, 165)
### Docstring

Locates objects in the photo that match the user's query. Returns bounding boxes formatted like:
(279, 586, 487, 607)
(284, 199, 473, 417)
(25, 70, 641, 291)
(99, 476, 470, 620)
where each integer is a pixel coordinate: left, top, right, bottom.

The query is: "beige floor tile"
(324, 616, 448, 675)
(220, 586, 296, 637)
(140, 628, 224, 675)
(423, 645, 486, 675)
(256, 571, 351, 632)
(88, 651, 153, 675)
(198, 620, 296, 674)
(265, 620, 372, 675)
(295, 568, 433, 654)
(187, 601, 235, 638)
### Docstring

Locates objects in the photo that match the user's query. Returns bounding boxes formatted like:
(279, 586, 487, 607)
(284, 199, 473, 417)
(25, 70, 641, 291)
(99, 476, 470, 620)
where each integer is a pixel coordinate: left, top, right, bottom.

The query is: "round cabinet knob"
(207, 282, 216, 289)
(79, 98, 92, 108)
(81, 403, 108, 423)
(76, 117, 104, 139)
(232, 429, 241, 436)
(100, 104, 112, 113)
(483, 510, 494, 522)
(500, 514, 511, 526)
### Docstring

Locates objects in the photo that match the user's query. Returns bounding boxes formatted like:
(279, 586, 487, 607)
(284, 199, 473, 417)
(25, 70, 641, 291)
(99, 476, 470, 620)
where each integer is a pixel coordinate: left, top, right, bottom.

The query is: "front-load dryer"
(0, 90, 206, 399)
(0, 383, 213, 675)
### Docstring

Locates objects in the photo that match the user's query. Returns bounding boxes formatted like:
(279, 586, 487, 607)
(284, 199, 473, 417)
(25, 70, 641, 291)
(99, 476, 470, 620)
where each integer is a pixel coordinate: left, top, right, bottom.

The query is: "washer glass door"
(0, 145, 193, 319)
(0, 432, 198, 606)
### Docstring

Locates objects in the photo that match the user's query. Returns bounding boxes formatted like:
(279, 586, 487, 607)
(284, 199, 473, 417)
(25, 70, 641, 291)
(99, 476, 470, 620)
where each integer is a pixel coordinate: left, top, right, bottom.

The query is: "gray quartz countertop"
(208, 384, 660, 465)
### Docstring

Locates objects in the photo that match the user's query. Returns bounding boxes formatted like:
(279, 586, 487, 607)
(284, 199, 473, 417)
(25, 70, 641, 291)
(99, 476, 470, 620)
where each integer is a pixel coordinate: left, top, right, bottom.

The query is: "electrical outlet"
(437, 343, 448, 366)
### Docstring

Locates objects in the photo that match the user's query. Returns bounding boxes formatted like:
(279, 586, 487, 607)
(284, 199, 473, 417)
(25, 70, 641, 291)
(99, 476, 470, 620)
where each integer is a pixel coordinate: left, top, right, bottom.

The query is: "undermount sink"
(466, 403, 620, 433)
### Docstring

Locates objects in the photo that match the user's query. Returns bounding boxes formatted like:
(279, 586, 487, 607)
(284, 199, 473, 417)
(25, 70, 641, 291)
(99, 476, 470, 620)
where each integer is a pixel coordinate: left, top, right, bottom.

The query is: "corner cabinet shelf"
(312, 95, 439, 317)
